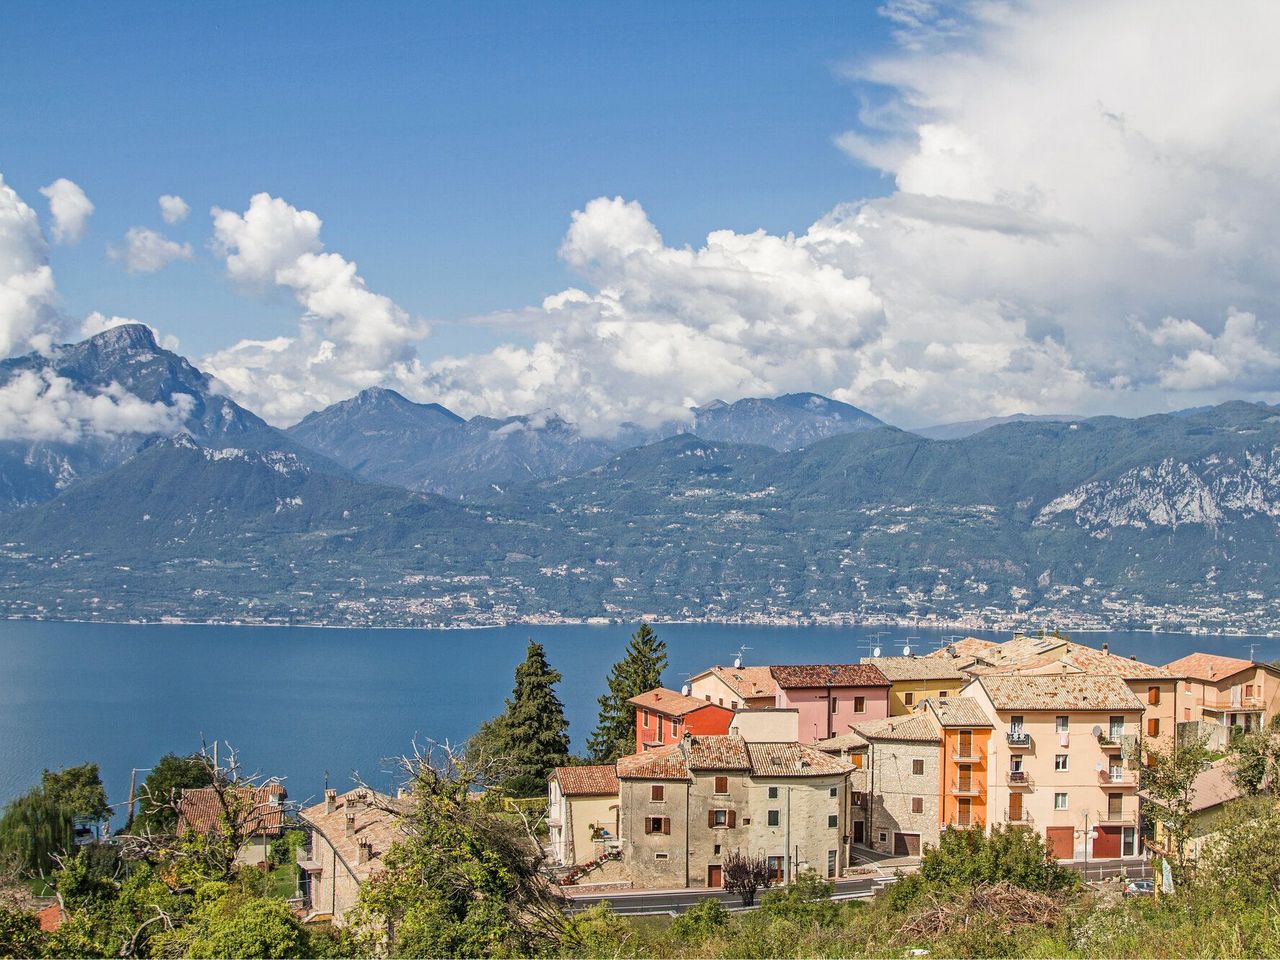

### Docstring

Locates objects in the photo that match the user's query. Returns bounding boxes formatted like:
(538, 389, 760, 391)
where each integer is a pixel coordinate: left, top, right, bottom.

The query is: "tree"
(348, 742, 570, 957)
(1227, 730, 1279, 795)
(1199, 794, 1280, 902)
(131, 752, 215, 834)
(1144, 729, 1212, 880)
(469, 641, 571, 797)
(722, 850, 771, 906)
(41, 763, 110, 823)
(918, 824, 1077, 893)
(588, 623, 668, 763)
(151, 885, 312, 959)
(0, 786, 76, 877)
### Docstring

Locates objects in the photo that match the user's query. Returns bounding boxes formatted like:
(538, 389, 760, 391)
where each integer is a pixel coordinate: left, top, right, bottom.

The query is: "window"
(851, 791, 865, 806)
(767, 856, 785, 881)
(657, 714, 665, 739)
(1055, 716, 1069, 734)
(911, 797, 924, 814)
(828, 814, 838, 828)
(710, 809, 732, 827)
(1246, 684, 1256, 698)
(830, 697, 839, 714)
(1184, 707, 1191, 722)
(643, 709, 650, 729)
(655, 852, 669, 861)
(1055, 754, 1069, 772)
(904, 692, 915, 706)
(1148, 686, 1160, 705)
(1010, 715, 1024, 734)
(714, 844, 721, 855)
(767, 809, 780, 827)
(768, 786, 778, 799)
(939, 690, 949, 698)
(1109, 716, 1124, 740)
(1054, 792, 1068, 811)
(644, 816, 670, 834)
(1148, 717, 1160, 737)
(879, 832, 888, 843)
(854, 696, 866, 713)
(912, 758, 925, 776)
(828, 849, 837, 878)
(1010, 756, 1024, 773)
(829, 786, 838, 798)
(851, 753, 865, 769)
(1122, 827, 1137, 858)
(718, 698, 724, 706)
(714, 776, 729, 794)
(650, 784, 665, 802)
(1183, 680, 1191, 694)
(705, 694, 711, 702)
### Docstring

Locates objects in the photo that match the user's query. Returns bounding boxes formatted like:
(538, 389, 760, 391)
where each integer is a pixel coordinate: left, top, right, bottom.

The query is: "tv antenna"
(903, 636, 920, 657)
(1249, 642, 1260, 662)
(733, 645, 751, 669)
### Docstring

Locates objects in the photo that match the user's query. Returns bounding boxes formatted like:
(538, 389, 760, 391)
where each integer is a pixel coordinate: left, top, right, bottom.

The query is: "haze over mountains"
(0, 325, 1277, 631)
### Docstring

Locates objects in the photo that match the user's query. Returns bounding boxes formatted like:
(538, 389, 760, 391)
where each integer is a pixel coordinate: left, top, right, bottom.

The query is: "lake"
(0, 619, 1274, 817)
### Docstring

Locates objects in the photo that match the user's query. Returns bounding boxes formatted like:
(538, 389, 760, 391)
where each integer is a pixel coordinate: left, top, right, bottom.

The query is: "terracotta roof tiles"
(975, 674, 1144, 711)
(299, 788, 409, 882)
(848, 713, 940, 743)
(627, 687, 723, 717)
(1164, 652, 1268, 683)
(744, 742, 855, 777)
(551, 764, 619, 797)
(925, 696, 994, 728)
(863, 656, 966, 682)
(770, 663, 891, 688)
(176, 783, 287, 837)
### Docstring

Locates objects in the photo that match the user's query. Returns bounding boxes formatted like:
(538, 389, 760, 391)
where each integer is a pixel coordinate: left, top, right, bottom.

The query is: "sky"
(3, 0, 1280, 435)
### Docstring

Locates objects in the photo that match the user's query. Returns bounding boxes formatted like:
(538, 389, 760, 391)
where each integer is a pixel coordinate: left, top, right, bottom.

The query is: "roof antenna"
(904, 637, 919, 657)
(1249, 642, 1260, 663)
(733, 645, 750, 669)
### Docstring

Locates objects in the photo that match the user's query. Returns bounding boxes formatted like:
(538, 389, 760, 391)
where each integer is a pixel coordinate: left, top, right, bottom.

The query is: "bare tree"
(723, 850, 772, 906)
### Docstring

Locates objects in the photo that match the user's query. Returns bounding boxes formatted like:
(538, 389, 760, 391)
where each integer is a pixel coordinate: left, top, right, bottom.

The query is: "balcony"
(950, 780, 983, 797)
(1096, 807, 1137, 825)
(1004, 808, 1034, 826)
(946, 816, 984, 831)
(1098, 769, 1138, 787)
(1096, 731, 1126, 751)
(1006, 770, 1033, 788)
(1006, 731, 1032, 749)
(951, 749, 983, 762)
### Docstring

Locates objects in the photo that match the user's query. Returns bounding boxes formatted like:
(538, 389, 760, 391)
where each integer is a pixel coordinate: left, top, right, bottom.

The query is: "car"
(1122, 879, 1156, 897)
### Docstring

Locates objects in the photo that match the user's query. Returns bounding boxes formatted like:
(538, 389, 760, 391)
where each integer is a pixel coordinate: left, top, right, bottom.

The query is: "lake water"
(1, 619, 1274, 818)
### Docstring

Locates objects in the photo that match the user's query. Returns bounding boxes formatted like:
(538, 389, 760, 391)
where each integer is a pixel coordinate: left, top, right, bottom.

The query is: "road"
(563, 873, 897, 915)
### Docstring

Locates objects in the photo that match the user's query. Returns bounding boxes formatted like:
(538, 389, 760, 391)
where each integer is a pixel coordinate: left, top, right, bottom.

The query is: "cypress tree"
(587, 622, 668, 763)
(488, 640, 571, 797)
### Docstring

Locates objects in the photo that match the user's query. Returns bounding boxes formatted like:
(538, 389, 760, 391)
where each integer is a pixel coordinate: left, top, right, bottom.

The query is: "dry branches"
(897, 881, 1063, 941)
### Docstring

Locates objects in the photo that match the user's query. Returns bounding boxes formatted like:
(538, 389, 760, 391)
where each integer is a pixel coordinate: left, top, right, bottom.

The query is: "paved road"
(563, 873, 897, 915)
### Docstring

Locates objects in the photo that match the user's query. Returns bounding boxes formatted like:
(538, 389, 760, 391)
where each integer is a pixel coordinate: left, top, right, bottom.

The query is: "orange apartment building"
(627, 687, 735, 751)
(924, 698, 994, 832)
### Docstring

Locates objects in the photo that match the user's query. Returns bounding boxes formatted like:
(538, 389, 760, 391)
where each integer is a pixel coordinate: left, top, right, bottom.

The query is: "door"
(1108, 793, 1124, 821)
(1093, 826, 1121, 859)
(893, 833, 920, 856)
(707, 864, 722, 888)
(958, 763, 972, 792)
(1046, 826, 1074, 860)
(827, 849, 837, 878)
(958, 729, 973, 758)
(1008, 792, 1023, 823)
(957, 797, 972, 826)
(852, 820, 865, 844)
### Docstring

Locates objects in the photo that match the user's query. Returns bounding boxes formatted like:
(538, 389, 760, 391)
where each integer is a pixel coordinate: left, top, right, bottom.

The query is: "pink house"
(770, 664, 891, 742)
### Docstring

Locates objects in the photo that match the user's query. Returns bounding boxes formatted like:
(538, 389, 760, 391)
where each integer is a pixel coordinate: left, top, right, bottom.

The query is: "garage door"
(1093, 825, 1121, 859)
(893, 833, 921, 856)
(1046, 826, 1074, 860)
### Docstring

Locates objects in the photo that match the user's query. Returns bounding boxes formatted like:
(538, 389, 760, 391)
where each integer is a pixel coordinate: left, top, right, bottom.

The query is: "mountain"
(685, 393, 884, 449)
(911, 413, 1081, 440)
(0, 324, 313, 511)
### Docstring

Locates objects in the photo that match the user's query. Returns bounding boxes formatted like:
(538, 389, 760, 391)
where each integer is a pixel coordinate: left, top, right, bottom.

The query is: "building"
(627, 687, 735, 751)
(1143, 757, 1246, 861)
(963, 674, 1145, 861)
(687, 665, 779, 710)
(925, 697, 994, 834)
(297, 788, 407, 926)
(926, 636, 1001, 667)
(616, 733, 853, 889)
(176, 782, 288, 866)
(1164, 653, 1280, 745)
(547, 765, 620, 867)
(863, 656, 968, 715)
(769, 664, 891, 743)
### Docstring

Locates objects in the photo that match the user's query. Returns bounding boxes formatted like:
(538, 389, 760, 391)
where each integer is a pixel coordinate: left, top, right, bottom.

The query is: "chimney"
(357, 840, 373, 865)
(1102, 642, 1109, 655)
(324, 789, 337, 815)
(344, 812, 356, 837)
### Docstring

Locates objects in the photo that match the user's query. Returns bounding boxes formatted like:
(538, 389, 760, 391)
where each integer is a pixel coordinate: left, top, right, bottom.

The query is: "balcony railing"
(950, 780, 982, 796)
(1098, 769, 1138, 787)
(1096, 808, 1137, 824)
(1006, 731, 1031, 748)
(951, 750, 983, 762)
(1004, 808, 1034, 825)
(1006, 770, 1033, 788)
(946, 816, 984, 830)
(1096, 731, 1126, 750)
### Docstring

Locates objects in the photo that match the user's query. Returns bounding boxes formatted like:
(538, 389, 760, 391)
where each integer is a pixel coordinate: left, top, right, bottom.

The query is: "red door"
(707, 865, 723, 888)
(1046, 826, 1074, 860)
(1092, 826, 1121, 859)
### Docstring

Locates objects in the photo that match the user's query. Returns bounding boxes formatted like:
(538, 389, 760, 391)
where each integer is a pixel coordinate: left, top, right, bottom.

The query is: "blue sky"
(3, 1, 1279, 432)
(3, 1, 894, 360)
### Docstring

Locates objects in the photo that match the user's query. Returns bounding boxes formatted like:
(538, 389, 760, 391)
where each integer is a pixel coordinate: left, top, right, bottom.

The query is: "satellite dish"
(1092, 725, 1103, 737)
(1095, 760, 1104, 771)
(872, 646, 881, 658)
(733, 656, 742, 669)
(903, 645, 911, 656)
(681, 683, 691, 697)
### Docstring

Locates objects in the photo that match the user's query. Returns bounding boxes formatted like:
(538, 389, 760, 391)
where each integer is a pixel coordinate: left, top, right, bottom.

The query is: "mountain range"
(0, 324, 1276, 631)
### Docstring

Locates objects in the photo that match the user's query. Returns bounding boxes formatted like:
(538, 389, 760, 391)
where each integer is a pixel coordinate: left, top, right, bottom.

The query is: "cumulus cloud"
(0, 174, 61, 357)
(38, 178, 93, 244)
(0, 368, 193, 442)
(158, 194, 189, 224)
(201, 193, 425, 424)
(109, 226, 193, 274)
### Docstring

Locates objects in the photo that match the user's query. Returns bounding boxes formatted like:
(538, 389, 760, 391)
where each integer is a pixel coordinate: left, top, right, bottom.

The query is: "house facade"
(925, 698, 993, 833)
(863, 656, 967, 716)
(769, 664, 891, 743)
(627, 687, 735, 751)
(964, 675, 1144, 861)
(547, 765, 620, 867)
(688, 665, 779, 710)
(1165, 653, 1280, 744)
(615, 734, 852, 889)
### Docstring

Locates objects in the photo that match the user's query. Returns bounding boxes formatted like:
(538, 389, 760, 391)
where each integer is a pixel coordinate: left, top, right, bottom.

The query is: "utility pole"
(126, 767, 151, 829)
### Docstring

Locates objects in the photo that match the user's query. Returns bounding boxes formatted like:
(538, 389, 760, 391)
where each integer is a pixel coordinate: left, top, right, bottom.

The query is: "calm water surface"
(0, 620, 1274, 816)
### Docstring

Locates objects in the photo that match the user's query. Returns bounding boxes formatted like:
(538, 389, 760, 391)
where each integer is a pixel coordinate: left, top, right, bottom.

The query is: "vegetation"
(1142, 729, 1212, 880)
(129, 752, 215, 833)
(588, 623, 668, 763)
(721, 850, 771, 907)
(0, 784, 78, 877)
(40, 763, 110, 824)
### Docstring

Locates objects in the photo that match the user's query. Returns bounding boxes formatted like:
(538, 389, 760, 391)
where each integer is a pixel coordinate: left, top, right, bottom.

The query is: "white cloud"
(109, 226, 193, 274)
(158, 194, 190, 224)
(1153, 310, 1280, 392)
(81, 311, 181, 352)
(0, 368, 193, 442)
(0, 174, 61, 357)
(202, 193, 426, 424)
(38, 178, 94, 245)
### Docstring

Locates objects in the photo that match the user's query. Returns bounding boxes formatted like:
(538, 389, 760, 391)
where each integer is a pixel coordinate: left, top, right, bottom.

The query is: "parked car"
(1122, 879, 1155, 897)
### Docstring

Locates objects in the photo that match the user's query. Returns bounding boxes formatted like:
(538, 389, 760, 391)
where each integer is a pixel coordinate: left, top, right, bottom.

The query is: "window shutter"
(662, 817, 671, 835)
(645, 818, 653, 835)
(708, 810, 716, 828)
(728, 810, 736, 828)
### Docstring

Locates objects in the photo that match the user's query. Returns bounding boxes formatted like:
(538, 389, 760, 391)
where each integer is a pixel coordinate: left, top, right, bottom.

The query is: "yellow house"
(547, 765, 620, 867)
(863, 656, 967, 715)
(1144, 758, 1244, 861)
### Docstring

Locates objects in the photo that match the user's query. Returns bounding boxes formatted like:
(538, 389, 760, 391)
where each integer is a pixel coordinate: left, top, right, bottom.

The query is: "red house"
(627, 687, 735, 751)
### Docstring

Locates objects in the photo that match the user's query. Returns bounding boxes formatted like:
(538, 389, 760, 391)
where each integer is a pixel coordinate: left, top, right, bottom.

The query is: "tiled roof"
(848, 713, 941, 743)
(617, 743, 691, 781)
(1164, 652, 1264, 683)
(627, 687, 722, 717)
(745, 742, 855, 777)
(299, 788, 409, 882)
(863, 656, 966, 682)
(926, 636, 1000, 664)
(551, 764, 619, 797)
(926, 696, 994, 728)
(685, 735, 752, 770)
(814, 729, 870, 752)
(770, 663, 891, 688)
(177, 783, 287, 837)
(976, 674, 1144, 711)
(972, 638, 1173, 680)
(694, 665, 779, 699)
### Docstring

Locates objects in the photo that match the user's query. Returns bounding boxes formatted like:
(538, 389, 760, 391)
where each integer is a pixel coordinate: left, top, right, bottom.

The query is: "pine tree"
(587, 623, 668, 763)
(481, 641, 571, 797)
